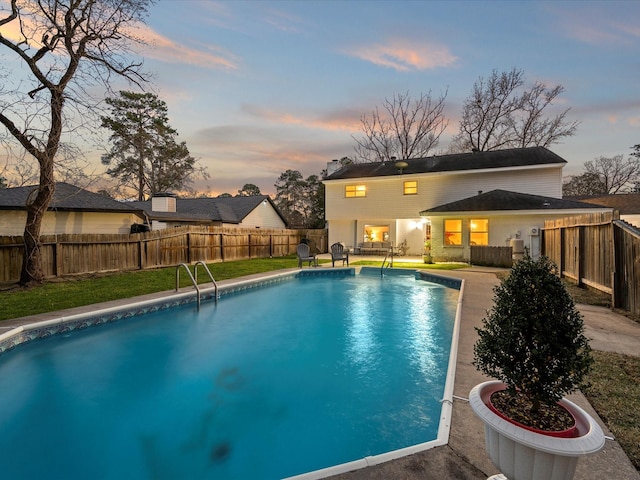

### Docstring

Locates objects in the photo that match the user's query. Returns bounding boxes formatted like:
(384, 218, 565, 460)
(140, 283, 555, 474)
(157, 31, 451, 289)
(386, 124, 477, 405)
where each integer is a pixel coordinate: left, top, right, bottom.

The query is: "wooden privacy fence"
(0, 226, 328, 284)
(470, 246, 513, 268)
(543, 211, 640, 317)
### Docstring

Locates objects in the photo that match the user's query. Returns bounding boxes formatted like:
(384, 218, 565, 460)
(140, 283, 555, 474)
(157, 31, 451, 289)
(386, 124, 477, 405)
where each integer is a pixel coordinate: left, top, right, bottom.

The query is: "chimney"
(326, 159, 340, 176)
(151, 192, 177, 212)
(478, 190, 483, 196)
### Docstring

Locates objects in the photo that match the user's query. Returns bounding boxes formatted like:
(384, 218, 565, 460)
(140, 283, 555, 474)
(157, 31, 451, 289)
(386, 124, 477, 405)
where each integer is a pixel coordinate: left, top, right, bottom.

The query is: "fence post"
(577, 226, 585, 287)
(559, 225, 565, 277)
(54, 235, 62, 278)
(139, 234, 146, 270)
(187, 232, 191, 264)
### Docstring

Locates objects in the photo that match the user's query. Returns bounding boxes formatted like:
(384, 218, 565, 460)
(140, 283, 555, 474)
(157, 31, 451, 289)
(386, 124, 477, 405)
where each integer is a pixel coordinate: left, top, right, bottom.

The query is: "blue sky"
(5, 0, 640, 196)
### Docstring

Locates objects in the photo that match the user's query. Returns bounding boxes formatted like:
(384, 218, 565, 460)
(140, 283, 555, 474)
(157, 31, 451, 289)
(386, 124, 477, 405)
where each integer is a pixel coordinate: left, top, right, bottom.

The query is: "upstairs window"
(345, 185, 366, 198)
(470, 219, 489, 245)
(403, 181, 417, 195)
(444, 219, 462, 246)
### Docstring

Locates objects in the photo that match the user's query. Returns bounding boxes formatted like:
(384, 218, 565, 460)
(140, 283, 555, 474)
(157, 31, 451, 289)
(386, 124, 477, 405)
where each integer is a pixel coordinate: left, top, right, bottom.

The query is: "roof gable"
(420, 189, 611, 215)
(128, 195, 287, 225)
(324, 146, 566, 181)
(0, 182, 141, 213)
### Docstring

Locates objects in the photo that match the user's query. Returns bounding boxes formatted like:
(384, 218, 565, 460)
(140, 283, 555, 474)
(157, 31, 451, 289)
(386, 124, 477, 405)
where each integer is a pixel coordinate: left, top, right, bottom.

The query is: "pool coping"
(0, 267, 465, 479)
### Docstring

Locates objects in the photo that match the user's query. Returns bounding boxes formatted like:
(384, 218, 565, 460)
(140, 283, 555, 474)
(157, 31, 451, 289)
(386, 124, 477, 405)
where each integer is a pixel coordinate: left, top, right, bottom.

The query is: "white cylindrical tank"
(510, 238, 525, 262)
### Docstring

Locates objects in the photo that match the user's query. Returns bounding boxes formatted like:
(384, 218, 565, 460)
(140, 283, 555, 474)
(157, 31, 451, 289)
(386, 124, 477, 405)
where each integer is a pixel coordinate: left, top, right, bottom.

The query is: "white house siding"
(428, 209, 609, 262)
(328, 220, 357, 249)
(240, 202, 286, 229)
(325, 164, 563, 253)
(0, 211, 27, 236)
(1, 211, 143, 235)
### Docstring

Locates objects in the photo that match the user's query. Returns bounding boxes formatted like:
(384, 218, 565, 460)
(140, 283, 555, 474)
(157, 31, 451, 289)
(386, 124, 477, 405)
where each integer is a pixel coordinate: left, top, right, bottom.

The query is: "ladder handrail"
(380, 245, 394, 276)
(194, 260, 219, 302)
(176, 263, 202, 310)
(175, 262, 218, 310)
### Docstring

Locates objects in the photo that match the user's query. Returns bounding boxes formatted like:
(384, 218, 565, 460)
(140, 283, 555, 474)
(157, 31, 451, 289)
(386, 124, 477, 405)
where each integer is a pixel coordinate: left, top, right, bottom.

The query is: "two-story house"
(323, 147, 611, 261)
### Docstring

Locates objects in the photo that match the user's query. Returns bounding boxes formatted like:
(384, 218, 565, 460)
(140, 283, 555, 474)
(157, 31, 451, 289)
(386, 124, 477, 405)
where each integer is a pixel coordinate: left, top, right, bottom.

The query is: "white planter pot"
(469, 381, 605, 480)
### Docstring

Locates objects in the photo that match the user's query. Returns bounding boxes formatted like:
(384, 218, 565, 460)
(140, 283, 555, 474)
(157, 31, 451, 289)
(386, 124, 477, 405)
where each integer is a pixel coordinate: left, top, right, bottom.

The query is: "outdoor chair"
(296, 243, 317, 268)
(330, 242, 349, 267)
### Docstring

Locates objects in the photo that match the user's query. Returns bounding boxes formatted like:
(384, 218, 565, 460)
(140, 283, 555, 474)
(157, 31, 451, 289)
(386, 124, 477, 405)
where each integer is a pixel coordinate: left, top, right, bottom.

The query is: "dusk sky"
(4, 1, 640, 197)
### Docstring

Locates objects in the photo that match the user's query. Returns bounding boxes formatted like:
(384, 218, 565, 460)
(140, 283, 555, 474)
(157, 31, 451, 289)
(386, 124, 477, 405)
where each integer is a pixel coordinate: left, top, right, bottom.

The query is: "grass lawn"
(352, 260, 469, 270)
(584, 351, 640, 471)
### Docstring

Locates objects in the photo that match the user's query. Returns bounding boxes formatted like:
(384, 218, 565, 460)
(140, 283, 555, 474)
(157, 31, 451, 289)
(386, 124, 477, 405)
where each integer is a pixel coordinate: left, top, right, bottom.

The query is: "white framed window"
(345, 185, 366, 197)
(470, 219, 489, 245)
(403, 181, 417, 195)
(444, 219, 462, 246)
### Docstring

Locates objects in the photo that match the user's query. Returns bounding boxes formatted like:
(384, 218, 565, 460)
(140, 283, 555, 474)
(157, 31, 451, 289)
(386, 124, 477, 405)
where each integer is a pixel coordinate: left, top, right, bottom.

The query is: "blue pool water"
(0, 270, 459, 479)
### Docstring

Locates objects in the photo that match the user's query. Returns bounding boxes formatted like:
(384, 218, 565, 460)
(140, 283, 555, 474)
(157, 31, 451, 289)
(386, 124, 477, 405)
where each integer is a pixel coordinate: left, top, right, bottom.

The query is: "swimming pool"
(0, 268, 463, 479)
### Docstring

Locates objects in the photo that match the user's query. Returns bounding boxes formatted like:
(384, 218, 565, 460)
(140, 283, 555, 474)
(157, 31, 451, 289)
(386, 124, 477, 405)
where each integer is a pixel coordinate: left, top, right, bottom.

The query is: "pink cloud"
(132, 24, 239, 70)
(242, 105, 361, 132)
(343, 39, 457, 72)
(550, 6, 640, 46)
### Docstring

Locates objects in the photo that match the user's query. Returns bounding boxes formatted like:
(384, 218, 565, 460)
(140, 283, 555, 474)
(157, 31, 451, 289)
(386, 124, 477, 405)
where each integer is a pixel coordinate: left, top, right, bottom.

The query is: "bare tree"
(562, 172, 607, 197)
(0, 0, 152, 284)
(583, 154, 640, 194)
(452, 68, 579, 152)
(353, 90, 448, 162)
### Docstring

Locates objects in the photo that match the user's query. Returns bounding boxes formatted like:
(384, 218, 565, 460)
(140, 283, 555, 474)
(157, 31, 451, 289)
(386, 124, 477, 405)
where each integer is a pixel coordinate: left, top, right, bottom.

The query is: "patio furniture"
(330, 243, 349, 267)
(296, 243, 317, 268)
(358, 241, 392, 255)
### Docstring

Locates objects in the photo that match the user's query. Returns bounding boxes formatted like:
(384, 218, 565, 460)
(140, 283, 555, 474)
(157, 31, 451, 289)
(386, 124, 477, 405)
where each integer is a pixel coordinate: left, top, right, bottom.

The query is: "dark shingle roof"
(324, 146, 566, 180)
(0, 182, 141, 213)
(567, 193, 640, 214)
(420, 190, 611, 215)
(128, 195, 287, 225)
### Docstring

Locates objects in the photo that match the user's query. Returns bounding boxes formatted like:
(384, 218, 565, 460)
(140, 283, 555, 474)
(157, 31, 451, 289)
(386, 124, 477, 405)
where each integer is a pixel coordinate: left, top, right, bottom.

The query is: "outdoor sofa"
(357, 241, 392, 255)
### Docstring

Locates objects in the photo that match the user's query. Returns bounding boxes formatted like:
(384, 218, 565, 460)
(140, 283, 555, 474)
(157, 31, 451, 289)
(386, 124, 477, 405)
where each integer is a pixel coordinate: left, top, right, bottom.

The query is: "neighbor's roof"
(324, 146, 566, 181)
(568, 193, 640, 215)
(128, 195, 288, 225)
(420, 190, 613, 215)
(0, 182, 142, 213)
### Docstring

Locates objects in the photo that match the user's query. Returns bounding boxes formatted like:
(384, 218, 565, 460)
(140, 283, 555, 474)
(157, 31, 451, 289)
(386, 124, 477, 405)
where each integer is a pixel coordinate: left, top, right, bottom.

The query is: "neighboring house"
(128, 193, 288, 230)
(0, 182, 145, 235)
(323, 147, 612, 261)
(568, 193, 640, 228)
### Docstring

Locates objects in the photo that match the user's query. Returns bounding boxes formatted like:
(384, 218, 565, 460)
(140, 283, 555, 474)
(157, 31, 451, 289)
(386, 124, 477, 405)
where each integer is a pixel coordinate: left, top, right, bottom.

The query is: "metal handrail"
(380, 245, 394, 276)
(194, 260, 219, 303)
(176, 262, 218, 310)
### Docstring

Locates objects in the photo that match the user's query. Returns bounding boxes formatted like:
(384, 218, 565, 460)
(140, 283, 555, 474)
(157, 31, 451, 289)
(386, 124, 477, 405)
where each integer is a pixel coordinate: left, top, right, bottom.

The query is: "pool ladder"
(380, 245, 394, 276)
(176, 261, 219, 310)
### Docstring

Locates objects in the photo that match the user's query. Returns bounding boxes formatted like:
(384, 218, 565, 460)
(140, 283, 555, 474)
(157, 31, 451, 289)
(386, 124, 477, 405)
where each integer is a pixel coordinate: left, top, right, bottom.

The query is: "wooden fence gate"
(543, 212, 640, 317)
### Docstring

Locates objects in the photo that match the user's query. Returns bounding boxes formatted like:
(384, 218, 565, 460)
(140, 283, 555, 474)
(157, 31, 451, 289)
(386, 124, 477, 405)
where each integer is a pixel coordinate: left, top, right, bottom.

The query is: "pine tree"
(101, 91, 196, 200)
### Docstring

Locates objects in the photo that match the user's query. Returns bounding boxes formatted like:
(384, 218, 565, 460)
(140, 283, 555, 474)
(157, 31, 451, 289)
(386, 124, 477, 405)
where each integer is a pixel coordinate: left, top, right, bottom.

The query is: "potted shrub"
(423, 240, 432, 264)
(469, 255, 605, 480)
